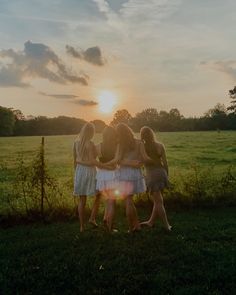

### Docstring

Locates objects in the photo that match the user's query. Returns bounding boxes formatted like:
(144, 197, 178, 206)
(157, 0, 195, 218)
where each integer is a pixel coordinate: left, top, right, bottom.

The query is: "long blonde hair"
(76, 122, 95, 160)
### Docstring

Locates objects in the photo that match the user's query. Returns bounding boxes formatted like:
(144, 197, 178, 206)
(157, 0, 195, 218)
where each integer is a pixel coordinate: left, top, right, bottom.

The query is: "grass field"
(0, 207, 235, 294)
(0, 131, 236, 215)
(1, 131, 236, 176)
(0, 132, 235, 294)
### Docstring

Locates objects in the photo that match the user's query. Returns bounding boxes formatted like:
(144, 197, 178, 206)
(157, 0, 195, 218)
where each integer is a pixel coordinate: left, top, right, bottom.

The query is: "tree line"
(0, 87, 236, 136)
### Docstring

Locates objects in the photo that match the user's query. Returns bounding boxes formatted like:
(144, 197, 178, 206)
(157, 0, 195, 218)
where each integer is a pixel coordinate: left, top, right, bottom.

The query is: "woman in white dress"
(95, 126, 118, 232)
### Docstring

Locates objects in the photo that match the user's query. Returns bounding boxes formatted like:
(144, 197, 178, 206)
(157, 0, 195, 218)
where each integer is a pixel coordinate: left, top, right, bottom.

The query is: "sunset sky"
(0, 0, 236, 122)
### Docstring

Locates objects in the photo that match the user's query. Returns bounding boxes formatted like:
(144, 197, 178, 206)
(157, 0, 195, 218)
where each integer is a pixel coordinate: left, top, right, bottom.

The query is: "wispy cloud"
(120, 0, 183, 22)
(72, 99, 98, 106)
(39, 92, 79, 99)
(66, 45, 106, 66)
(39, 91, 97, 106)
(201, 60, 236, 80)
(0, 41, 89, 87)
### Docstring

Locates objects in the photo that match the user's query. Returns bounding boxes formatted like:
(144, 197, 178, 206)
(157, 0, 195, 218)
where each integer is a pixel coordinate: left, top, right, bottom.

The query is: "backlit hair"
(77, 122, 95, 160)
(116, 123, 135, 159)
(140, 126, 156, 144)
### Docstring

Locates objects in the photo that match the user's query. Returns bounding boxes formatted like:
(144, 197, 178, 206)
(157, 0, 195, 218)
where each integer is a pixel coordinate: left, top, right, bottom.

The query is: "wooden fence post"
(40, 136, 45, 217)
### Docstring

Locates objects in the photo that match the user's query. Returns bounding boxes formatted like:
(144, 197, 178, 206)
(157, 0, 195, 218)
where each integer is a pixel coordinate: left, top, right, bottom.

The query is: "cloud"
(39, 92, 79, 99)
(39, 91, 97, 106)
(72, 99, 98, 106)
(0, 41, 89, 87)
(201, 60, 236, 80)
(66, 45, 106, 66)
(0, 65, 30, 87)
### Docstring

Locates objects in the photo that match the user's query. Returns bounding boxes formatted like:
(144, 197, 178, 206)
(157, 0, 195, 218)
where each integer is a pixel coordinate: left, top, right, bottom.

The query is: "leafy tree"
(169, 108, 182, 119)
(205, 103, 227, 118)
(110, 109, 132, 126)
(132, 108, 159, 131)
(12, 109, 25, 120)
(203, 104, 229, 130)
(0, 106, 15, 136)
(228, 86, 236, 114)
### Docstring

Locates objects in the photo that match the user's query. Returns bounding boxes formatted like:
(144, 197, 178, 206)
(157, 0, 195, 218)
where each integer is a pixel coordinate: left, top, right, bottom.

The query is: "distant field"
(0, 131, 236, 214)
(0, 131, 235, 176)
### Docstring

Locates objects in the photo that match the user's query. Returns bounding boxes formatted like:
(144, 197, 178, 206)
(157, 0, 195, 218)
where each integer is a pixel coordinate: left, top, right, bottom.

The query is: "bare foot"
(140, 221, 154, 227)
(127, 227, 141, 233)
(89, 220, 98, 228)
(80, 226, 84, 233)
(166, 225, 172, 232)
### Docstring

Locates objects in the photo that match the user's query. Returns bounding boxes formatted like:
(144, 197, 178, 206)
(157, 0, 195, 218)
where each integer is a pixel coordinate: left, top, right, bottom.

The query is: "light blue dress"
(73, 141, 96, 197)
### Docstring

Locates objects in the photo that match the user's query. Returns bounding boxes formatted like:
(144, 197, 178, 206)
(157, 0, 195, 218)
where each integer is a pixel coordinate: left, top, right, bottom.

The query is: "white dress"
(95, 143, 117, 192)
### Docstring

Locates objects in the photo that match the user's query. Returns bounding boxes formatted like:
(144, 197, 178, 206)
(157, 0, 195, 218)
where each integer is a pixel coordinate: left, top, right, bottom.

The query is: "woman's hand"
(120, 159, 143, 168)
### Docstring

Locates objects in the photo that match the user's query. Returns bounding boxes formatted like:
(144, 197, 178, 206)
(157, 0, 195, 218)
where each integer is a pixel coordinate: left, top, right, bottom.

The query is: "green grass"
(0, 131, 236, 215)
(0, 132, 235, 294)
(0, 131, 236, 175)
(0, 207, 235, 294)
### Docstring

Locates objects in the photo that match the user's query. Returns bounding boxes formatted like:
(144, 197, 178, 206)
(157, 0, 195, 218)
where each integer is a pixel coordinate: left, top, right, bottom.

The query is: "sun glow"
(98, 90, 117, 113)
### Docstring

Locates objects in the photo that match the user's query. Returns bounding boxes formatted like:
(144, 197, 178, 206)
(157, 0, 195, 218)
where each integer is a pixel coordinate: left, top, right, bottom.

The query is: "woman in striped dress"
(140, 126, 172, 231)
(108, 123, 152, 232)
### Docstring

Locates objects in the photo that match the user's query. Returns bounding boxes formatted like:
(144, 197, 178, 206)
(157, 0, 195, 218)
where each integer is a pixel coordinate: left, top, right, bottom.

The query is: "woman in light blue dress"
(73, 122, 97, 232)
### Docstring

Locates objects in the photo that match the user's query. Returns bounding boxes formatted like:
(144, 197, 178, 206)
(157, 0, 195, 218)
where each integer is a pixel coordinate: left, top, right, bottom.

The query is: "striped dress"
(144, 141, 168, 193)
(116, 140, 146, 196)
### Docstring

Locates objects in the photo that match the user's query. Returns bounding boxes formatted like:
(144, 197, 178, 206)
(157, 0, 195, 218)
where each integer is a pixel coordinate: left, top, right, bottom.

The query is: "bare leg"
(103, 201, 108, 225)
(141, 191, 171, 230)
(78, 196, 87, 232)
(125, 195, 140, 232)
(89, 192, 101, 226)
(106, 198, 116, 232)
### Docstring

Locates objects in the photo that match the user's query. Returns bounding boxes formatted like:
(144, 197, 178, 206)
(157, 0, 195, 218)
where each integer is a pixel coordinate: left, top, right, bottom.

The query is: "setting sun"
(98, 90, 117, 114)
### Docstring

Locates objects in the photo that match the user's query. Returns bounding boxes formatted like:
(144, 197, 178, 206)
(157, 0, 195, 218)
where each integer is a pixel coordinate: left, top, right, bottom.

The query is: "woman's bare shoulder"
(155, 141, 165, 154)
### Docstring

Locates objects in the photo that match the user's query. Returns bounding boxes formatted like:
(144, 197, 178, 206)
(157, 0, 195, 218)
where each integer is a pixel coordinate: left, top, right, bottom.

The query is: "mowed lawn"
(0, 207, 235, 295)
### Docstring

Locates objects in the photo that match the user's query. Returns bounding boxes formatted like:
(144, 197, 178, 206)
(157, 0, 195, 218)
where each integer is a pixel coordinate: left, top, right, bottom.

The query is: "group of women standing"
(73, 122, 172, 233)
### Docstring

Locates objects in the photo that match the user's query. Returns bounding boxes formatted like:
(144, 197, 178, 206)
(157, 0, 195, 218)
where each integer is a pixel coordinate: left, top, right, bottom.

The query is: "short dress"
(73, 141, 96, 197)
(116, 140, 146, 196)
(144, 142, 169, 193)
(96, 143, 117, 192)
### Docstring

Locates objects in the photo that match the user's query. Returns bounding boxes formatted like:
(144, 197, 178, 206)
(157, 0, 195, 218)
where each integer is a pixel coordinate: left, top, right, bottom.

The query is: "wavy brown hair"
(116, 123, 136, 159)
(140, 126, 156, 144)
(101, 126, 117, 161)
